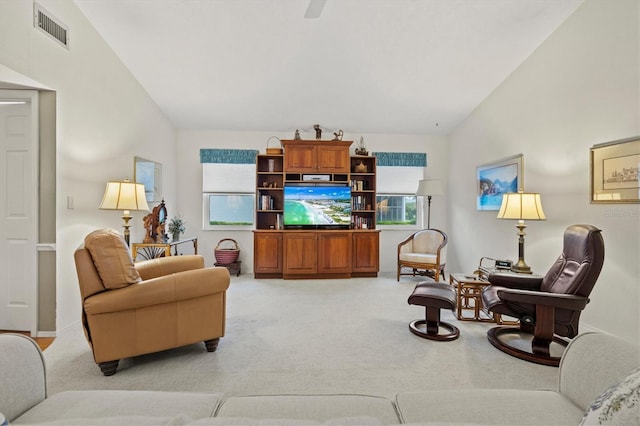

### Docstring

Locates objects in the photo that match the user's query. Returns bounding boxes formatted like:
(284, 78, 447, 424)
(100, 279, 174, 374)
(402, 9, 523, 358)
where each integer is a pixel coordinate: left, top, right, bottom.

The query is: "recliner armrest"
(497, 288, 590, 311)
(488, 272, 543, 290)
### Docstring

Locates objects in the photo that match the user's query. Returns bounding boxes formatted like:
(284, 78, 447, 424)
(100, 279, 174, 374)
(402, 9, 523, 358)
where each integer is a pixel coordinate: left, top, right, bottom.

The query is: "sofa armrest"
(560, 333, 640, 411)
(0, 334, 47, 422)
(135, 255, 205, 280)
(84, 267, 230, 315)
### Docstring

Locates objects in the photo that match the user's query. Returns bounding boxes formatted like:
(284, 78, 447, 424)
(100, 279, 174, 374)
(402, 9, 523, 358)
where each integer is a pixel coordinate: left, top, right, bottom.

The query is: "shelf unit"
(255, 154, 284, 230)
(349, 156, 376, 230)
(253, 140, 379, 279)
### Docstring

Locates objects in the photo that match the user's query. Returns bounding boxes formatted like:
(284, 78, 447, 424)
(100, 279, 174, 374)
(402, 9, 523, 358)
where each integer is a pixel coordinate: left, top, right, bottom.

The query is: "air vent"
(34, 3, 69, 49)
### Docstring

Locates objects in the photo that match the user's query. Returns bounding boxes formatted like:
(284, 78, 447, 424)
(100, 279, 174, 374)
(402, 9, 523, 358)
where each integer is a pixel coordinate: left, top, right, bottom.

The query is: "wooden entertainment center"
(253, 139, 380, 279)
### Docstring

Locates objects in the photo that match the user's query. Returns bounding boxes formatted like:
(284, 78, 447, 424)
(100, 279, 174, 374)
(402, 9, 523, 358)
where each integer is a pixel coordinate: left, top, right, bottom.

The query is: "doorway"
(0, 90, 39, 335)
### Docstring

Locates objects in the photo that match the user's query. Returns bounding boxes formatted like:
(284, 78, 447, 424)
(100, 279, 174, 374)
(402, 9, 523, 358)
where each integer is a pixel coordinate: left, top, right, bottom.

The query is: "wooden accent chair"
(397, 229, 447, 282)
(74, 229, 230, 375)
(481, 224, 604, 366)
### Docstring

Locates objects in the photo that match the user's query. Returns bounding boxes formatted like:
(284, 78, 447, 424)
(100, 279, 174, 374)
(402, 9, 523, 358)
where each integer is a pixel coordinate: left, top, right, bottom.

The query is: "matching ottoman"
(407, 281, 459, 341)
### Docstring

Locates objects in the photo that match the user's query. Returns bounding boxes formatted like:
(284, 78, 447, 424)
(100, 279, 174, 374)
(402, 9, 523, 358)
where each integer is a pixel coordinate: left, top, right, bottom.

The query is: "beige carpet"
(43, 274, 559, 399)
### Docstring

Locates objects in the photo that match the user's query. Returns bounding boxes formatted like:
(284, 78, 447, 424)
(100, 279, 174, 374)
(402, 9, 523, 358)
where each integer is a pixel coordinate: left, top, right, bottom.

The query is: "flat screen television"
(283, 185, 351, 229)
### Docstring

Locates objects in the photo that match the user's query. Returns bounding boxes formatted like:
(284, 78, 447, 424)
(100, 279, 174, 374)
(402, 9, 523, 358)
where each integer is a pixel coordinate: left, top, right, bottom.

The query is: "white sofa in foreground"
(1, 332, 638, 425)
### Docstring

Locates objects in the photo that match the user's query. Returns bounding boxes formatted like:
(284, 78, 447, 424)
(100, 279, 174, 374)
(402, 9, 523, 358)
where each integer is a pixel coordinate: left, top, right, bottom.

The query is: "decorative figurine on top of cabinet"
(294, 129, 301, 140)
(332, 130, 344, 141)
(314, 124, 322, 140)
(355, 136, 368, 156)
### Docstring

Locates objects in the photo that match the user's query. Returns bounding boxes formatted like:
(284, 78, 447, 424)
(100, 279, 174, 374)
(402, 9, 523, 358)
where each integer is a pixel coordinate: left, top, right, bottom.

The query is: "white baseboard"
(36, 319, 81, 338)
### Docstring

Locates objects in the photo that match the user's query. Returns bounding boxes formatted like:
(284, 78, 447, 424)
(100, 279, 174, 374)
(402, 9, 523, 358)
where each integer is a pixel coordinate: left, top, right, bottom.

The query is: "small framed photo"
(590, 137, 640, 203)
(476, 154, 524, 211)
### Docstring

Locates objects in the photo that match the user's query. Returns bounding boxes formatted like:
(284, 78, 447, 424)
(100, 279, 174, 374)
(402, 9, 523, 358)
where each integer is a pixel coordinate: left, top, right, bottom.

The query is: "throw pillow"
(581, 366, 640, 425)
(84, 229, 141, 289)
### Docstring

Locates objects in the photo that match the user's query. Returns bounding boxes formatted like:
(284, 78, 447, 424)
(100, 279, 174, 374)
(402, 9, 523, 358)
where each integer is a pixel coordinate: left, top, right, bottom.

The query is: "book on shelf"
(351, 215, 372, 229)
(259, 194, 274, 210)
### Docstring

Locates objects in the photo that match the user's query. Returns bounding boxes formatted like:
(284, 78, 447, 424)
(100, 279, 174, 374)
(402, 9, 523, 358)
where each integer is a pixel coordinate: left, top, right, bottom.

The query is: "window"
(202, 193, 255, 230)
(201, 152, 257, 230)
(376, 194, 418, 227)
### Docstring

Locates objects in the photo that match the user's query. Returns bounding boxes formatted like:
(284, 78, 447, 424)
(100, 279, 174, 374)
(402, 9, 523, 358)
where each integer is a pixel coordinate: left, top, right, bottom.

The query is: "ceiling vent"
(34, 2, 69, 49)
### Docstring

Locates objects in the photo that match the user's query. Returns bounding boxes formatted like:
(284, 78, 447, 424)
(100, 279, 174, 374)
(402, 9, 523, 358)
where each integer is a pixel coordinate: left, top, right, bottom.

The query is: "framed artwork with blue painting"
(476, 154, 523, 210)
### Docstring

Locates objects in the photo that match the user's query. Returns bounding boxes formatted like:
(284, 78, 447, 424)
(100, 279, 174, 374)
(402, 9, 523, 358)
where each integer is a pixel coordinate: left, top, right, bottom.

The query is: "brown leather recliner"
(481, 224, 604, 366)
(74, 229, 230, 375)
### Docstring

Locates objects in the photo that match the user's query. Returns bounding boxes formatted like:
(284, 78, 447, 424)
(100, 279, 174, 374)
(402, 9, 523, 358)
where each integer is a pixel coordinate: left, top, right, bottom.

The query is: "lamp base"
(511, 259, 532, 274)
(511, 221, 533, 274)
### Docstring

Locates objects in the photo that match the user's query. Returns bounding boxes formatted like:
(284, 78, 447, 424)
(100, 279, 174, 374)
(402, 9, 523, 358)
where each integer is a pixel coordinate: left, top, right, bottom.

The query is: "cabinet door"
(254, 233, 282, 275)
(352, 232, 379, 274)
(317, 145, 350, 173)
(284, 145, 316, 172)
(317, 232, 352, 274)
(283, 233, 317, 275)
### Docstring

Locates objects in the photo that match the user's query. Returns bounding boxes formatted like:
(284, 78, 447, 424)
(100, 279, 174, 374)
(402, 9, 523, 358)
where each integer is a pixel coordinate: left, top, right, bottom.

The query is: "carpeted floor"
(43, 274, 559, 399)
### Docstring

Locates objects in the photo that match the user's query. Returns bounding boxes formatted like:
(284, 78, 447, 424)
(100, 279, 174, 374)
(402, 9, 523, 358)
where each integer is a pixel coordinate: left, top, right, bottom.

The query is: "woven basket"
(214, 238, 240, 264)
(266, 136, 283, 155)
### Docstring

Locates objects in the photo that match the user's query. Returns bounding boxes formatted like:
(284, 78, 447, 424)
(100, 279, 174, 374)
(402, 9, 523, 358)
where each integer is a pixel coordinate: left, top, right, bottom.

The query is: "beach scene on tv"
(284, 186, 351, 226)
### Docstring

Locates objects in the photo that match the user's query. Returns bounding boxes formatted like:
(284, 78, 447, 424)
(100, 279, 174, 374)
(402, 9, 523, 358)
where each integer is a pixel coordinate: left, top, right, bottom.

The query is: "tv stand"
(253, 140, 379, 279)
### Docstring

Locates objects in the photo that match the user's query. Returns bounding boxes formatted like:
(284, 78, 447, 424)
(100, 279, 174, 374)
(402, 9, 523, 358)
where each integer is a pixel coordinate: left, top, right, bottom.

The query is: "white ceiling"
(74, 0, 583, 136)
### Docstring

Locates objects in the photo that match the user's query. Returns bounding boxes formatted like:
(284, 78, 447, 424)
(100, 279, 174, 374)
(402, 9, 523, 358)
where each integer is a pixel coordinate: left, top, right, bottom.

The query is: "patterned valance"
(200, 149, 259, 164)
(373, 152, 427, 167)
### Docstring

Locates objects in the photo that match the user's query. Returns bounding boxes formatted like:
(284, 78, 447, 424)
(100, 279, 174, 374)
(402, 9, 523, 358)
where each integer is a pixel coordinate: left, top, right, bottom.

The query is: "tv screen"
(284, 185, 351, 228)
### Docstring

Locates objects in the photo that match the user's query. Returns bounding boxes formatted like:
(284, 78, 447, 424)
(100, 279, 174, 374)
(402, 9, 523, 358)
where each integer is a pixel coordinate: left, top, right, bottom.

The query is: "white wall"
(448, 0, 640, 344)
(0, 0, 177, 331)
(176, 130, 448, 273)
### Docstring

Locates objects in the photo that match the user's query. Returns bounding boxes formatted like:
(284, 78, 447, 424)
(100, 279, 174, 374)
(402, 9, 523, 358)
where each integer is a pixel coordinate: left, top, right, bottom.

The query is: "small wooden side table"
(131, 237, 198, 261)
(450, 273, 495, 322)
(215, 261, 241, 277)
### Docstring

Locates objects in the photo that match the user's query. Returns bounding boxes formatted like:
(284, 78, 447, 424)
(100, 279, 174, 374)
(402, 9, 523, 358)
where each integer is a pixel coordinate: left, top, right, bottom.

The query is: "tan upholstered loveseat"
(74, 229, 230, 375)
(2, 332, 638, 424)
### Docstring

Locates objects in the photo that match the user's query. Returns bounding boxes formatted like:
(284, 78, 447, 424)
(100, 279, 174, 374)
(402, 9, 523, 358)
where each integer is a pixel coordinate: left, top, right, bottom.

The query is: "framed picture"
(134, 156, 162, 203)
(590, 137, 640, 203)
(476, 154, 524, 211)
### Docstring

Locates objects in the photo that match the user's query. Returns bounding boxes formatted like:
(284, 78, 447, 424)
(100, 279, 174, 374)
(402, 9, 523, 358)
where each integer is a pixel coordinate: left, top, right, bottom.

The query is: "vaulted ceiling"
(74, 0, 582, 135)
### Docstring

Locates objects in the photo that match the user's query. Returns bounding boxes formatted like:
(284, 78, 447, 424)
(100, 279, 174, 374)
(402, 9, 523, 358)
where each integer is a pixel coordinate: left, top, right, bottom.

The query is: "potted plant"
(168, 216, 186, 241)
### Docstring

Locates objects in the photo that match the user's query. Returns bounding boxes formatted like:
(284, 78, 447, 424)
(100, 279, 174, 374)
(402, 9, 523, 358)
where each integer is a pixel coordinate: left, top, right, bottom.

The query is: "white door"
(0, 90, 38, 334)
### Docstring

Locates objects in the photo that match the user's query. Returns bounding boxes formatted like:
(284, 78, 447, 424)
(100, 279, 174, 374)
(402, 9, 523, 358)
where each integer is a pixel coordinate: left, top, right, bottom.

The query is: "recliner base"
(487, 326, 568, 367)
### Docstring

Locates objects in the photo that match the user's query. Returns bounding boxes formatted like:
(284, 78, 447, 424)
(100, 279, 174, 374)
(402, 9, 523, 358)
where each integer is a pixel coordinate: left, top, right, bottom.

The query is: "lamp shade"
(416, 179, 443, 196)
(497, 192, 546, 221)
(99, 180, 150, 212)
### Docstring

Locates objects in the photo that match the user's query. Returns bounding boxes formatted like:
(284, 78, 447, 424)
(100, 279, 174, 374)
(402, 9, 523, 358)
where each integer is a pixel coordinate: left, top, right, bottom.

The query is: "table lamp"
(416, 179, 443, 229)
(496, 191, 546, 274)
(99, 179, 149, 245)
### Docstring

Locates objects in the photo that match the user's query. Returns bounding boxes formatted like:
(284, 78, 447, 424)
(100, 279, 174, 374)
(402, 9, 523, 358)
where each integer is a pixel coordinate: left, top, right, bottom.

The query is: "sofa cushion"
(190, 416, 383, 425)
(580, 366, 640, 425)
(215, 394, 400, 425)
(17, 415, 193, 425)
(13, 390, 221, 424)
(84, 229, 141, 289)
(396, 389, 584, 425)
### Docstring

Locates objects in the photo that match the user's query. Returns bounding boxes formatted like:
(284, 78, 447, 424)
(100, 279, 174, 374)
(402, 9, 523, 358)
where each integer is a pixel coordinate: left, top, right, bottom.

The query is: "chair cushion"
(84, 229, 141, 289)
(399, 253, 438, 264)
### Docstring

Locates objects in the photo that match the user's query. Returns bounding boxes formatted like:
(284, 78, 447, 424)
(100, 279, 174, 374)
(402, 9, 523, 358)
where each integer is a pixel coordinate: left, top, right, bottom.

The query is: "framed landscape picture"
(476, 154, 523, 211)
(134, 156, 162, 203)
(590, 137, 640, 203)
